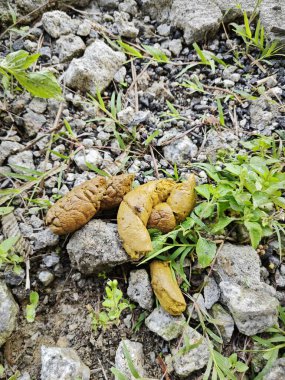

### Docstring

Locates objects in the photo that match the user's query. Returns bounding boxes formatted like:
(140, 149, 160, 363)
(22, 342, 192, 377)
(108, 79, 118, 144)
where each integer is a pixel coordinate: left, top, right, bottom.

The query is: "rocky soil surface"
(0, 0, 285, 379)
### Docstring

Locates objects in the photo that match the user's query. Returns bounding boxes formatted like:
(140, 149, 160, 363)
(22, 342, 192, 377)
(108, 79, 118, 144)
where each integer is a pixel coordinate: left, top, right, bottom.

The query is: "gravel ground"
(0, 0, 285, 379)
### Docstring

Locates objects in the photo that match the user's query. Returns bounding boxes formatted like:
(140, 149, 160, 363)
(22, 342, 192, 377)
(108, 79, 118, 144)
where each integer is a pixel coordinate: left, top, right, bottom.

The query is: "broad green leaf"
(0, 236, 19, 253)
(196, 184, 212, 200)
(0, 207, 14, 216)
(244, 221, 263, 248)
(195, 202, 215, 219)
(252, 192, 270, 208)
(235, 361, 249, 372)
(26, 304, 36, 323)
(196, 236, 216, 268)
(30, 291, 39, 306)
(211, 216, 235, 233)
(13, 70, 62, 99)
(0, 50, 40, 71)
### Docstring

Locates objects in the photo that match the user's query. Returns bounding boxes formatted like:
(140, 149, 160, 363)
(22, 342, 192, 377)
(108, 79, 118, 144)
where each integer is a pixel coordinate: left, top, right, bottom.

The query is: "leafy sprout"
(0, 50, 62, 99)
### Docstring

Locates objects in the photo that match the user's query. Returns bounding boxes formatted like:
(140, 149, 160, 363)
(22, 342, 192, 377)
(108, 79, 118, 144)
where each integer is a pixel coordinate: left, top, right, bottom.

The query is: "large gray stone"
(250, 95, 280, 135)
(8, 151, 35, 173)
(42, 11, 76, 38)
(23, 110, 47, 137)
(0, 280, 19, 347)
(171, 325, 210, 377)
(203, 130, 239, 160)
(219, 281, 279, 336)
(115, 340, 146, 380)
(145, 307, 186, 341)
(260, 0, 285, 46)
(0, 141, 23, 166)
(214, 243, 261, 287)
(162, 135, 198, 165)
(211, 303, 234, 343)
(213, 0, 256, 22)
(127, 270, 154, 310)
(67, 219, 130, 274)
(32, 229, 59, 251)
(73, 148, 103, 171)
(65, 40, 126, 94)
(140, 0, 172, 21)
(41, 346, 90, 380)
(203, 276, 220, 309)
(264, 358, 285, 380)
(170, 0, 222, 44)
(55, 34, 86, 63)
(114, 11, 139, 38)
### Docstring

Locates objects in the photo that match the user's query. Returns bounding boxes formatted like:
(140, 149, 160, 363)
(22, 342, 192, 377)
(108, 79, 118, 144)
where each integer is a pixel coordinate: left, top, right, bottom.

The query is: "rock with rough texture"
(0, 280, 19, 347)
(171, 325, 210, 377)
(114, 11, 139, 37)
(214, 243, 261, 287)
(250, 95, 280, 135)
(8, 151, 35, 173)
(38, 271, 55, 286)
(0, 141, 23, 166)
(140, 0, 172, 21)
(260, 0, 285, 46)
(42, 11, 76, 38)
(162, 135, 198, 164)
(187, 293, 207, 320)
(119, 0, 138, 15)
(127, 270, 154, 310)
(170, 0, 222, 44)
(211, 303, 234, 343)
(73, 148, 103, 171)
(65, 40, 126, 93)
(115, 340, 146, 379)
(213, 0, 256, 22)
(204, 276, 220, 309)
(264, 358, 285, 380)
(23, 110, 47, 137)
(32, 229, 59, 251)
(219, 281, 279, 336)
(203, 130, 238, 160)
(118, 106, 135, 125)
(67, 219, 130, 274)
(41, 346, 90, 380)
(55, 34, 86, 62)
(145, 307, 186, 341)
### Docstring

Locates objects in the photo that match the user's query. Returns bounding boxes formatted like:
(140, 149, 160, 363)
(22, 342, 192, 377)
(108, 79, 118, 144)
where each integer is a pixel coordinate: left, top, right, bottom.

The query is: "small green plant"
(194, 135, 285, 250)
(0, 50, 62, 98)
(25, 291, 39, 323)
(88, 89, 130, 150)
(249, 306, 285, 379)
(89, 280, 134, 332)
(177, 42, 227, 77)
(0, 235, 22, 273)
(231, 10, 285, 63)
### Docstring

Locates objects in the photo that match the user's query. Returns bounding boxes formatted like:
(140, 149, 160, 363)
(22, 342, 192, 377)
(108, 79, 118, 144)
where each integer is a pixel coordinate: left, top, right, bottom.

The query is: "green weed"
(0, 50, 62, 98)
(89, 279, 134, 332)
(231, 11, 285, 63)
(25, 291, 39, 323)
(0, 235, 23, 274)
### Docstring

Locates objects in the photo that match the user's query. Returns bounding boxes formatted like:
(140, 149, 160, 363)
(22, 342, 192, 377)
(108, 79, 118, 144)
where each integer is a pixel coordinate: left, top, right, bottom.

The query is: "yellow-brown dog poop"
(46, 174, 134, 235)
(150, 260, 186, 315)
(117, 175, 196, 260)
